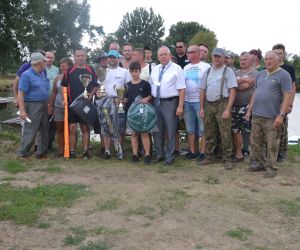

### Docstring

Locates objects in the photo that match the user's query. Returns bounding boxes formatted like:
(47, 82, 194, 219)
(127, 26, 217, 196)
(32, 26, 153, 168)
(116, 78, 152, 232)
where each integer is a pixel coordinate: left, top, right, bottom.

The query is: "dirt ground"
(0, 137, 300, 249)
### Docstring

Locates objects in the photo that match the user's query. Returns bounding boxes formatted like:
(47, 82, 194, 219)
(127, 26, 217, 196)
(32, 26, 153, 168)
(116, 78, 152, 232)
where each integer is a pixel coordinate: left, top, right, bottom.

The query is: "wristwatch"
(279, 112, 286, 117)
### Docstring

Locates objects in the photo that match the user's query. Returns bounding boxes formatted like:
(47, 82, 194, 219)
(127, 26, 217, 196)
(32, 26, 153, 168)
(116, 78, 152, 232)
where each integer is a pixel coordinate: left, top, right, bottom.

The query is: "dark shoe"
(70, 151, 76, 159)
(198, 153, 206, 162)
(104, 152, 111, 160)
(163, 160, 174, 165)
(36, 154, 48, 159)
(264, 167, 277, 178)
(242, 149, 250, 158)
(144, 155, 151, 164)
(131, 155, 139, 163)
(232, 156, 244, 162)
(83, 150, 90, 160)
(224, 160, 234, 170)
(248, 165, 265, 172)
(198, 159, 214, 165)
(185, 152, 196, 160)
(152, 157, 164, 163)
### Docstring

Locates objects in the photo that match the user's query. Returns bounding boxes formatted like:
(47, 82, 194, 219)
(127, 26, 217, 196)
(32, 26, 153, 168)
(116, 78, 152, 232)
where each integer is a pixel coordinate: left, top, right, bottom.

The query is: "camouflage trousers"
(204, 99, 233, 161)
(251, 116, 281, 169)
(278, 116, 288, 157)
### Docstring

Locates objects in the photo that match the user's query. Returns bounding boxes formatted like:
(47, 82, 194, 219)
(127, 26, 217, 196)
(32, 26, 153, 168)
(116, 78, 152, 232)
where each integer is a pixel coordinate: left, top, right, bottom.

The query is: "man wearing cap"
(17, 52, 50, 159)
(144, 47, 156, 67)
(224, 51, 237, 71)
(150, 46, 185, 165)
(61, 49, 98, 159)
(94, 51, 108, 79)
(249, 49, 264, 71)
(245, 51, 292, 178)
(199, 48, 237, 169)
(101, 50, 131, 159)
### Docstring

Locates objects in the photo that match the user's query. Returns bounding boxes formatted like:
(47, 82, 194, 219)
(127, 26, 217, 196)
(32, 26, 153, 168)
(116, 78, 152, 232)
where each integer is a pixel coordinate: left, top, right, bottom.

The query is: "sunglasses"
(187, 51, 196, 54)
(176, 46, 183, 49)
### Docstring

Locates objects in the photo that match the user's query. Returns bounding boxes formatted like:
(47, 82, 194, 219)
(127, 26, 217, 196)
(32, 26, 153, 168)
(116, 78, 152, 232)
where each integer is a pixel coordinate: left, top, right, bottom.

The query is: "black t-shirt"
(124, 80, 151, 111)
(175, 54, 189, 69)
(280, 63, 296, 83)
(61, 65, 98, 103)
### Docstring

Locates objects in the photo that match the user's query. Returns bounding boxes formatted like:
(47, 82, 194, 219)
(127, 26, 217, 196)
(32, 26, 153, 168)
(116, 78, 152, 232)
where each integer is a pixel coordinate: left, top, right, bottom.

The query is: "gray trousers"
(153, 97, 178, 161)
(20, 101, 49, 156)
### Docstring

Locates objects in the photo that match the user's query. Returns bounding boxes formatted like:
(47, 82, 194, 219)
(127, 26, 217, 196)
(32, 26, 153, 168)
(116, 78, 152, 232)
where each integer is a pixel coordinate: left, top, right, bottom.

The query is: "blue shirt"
(19, 67, 50, 102)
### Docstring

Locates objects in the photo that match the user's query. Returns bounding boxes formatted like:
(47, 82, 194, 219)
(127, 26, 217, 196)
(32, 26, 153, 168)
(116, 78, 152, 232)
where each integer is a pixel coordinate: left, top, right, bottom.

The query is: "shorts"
(53, 107, 64, 122)
(68, 107, 87, 124)
(231, 105, 251, 133)
(184, 101, 204, 136)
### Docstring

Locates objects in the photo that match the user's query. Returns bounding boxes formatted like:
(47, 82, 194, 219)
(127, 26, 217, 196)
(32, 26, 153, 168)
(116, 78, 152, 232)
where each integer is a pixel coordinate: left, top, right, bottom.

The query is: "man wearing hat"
(94, 51, 108, 79)
(249, 49, 264, 71)
(17, 52, 50, 159)
(224, 51, 237, 71)
(199, 48, 238, 169)
(101, 50, 131, 159)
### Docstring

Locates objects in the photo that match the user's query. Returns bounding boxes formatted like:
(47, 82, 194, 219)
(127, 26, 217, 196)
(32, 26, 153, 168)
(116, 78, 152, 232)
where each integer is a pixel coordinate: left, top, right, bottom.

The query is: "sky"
(88, 0, 300, 56)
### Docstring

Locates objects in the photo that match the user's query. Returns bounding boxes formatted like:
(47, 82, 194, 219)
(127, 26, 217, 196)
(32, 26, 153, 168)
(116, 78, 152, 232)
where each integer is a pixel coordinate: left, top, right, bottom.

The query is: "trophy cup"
(97, 84, 106, 98)
(114, 84, 127, 113)
(79, 74, 92, 98)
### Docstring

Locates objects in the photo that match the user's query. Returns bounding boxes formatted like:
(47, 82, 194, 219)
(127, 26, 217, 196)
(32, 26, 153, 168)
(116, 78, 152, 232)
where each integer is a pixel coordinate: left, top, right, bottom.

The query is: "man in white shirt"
(150, 46, 185, 165)
(102, 50, 131, 159)
(183, 45, 210, 160)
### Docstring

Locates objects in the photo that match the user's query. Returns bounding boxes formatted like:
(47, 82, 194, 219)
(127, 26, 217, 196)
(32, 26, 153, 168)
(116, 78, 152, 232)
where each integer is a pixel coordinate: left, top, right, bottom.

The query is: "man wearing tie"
(150, 46, 185, 165)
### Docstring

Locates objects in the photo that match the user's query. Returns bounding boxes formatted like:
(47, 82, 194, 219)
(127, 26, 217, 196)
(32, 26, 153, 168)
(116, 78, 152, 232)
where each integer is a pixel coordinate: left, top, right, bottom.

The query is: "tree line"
(1, 0, 299, 83)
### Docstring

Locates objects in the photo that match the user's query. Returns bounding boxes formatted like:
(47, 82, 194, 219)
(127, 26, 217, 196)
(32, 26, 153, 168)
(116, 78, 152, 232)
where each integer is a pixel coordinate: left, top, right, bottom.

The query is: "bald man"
(246, 51, 292, 178)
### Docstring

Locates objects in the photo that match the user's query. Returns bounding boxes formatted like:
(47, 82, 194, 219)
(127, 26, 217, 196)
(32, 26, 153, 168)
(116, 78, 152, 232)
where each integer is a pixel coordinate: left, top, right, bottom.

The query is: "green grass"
(79, 240, 110, 250)
(277, 199, 300, 217)
(34, 166, 63, 173)
(92, 226, 125, 235)
(37, 222, 50, 229)
(287, 145, 300, 162)
(97, 198, 121, 211)
(203, 175, 220, 185)
(225, 227, 253, 241)
(0, 130, 20, 141)
(0, 183, 87, 225)
(64, 226, 87, 246)
(0, 160, 27, 174)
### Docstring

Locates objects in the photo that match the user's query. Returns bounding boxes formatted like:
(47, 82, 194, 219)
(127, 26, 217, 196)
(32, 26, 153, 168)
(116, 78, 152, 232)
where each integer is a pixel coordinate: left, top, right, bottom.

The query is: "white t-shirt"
(102, 67, 131, 96)
(141, 63, 151, 82)
(200, 65, 237, 102)
(150, 61, 185, 98)
(184, 62, 211, 102)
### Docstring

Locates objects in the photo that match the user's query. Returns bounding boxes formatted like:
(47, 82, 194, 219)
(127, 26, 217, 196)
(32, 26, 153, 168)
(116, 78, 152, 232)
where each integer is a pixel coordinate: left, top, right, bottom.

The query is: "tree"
(164, 21, 210, 49)
(0, 0, 104, 73)
(189, 31, 218, 60)
(115, 7, 165, 54)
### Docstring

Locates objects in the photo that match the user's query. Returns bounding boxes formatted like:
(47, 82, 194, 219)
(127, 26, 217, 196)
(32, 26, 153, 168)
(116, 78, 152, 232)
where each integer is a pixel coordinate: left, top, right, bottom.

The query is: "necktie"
(156, 66, 165, 105)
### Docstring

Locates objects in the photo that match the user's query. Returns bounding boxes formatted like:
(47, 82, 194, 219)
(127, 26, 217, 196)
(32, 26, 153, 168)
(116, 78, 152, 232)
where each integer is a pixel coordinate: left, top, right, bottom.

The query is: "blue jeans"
(184, 101, 204, 136)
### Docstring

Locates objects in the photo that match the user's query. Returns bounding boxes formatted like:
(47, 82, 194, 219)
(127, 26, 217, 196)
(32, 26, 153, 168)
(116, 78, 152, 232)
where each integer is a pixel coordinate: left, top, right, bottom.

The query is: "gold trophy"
(97, 84, 106, 98)
(79, 74, 92, 98)
(114, 84, 127, 113)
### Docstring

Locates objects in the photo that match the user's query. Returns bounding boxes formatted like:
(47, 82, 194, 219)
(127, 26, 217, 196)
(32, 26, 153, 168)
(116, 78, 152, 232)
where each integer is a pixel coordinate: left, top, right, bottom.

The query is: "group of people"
(14, 40, 296, 178)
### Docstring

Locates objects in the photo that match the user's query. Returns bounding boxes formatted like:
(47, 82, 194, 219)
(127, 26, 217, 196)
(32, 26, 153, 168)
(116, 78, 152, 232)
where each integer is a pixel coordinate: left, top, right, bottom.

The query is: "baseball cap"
(107, 50, 121, 58)
(212, 48, 226, 57)
(249, 49, 262, 60)
(95, 51, 107, 63)
(225, 51, 234, 58)
(30, 52, 49, 64)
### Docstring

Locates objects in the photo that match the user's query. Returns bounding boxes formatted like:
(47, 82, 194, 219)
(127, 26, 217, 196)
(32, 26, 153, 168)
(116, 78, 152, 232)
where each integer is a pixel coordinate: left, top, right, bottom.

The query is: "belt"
(156, 96, 179, 101)
(206, 97, 228, 104)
